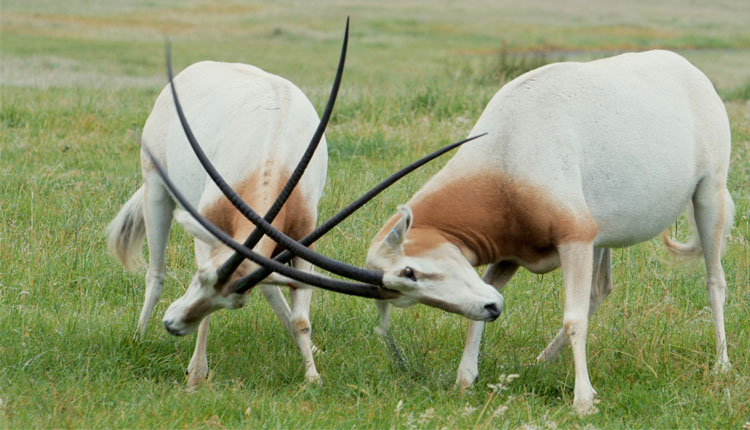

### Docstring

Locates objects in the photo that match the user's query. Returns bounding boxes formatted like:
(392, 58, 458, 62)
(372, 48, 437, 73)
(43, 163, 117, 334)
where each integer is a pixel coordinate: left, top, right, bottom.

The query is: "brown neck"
(406, 173, 594, 266)
(202, 170, 315, 267)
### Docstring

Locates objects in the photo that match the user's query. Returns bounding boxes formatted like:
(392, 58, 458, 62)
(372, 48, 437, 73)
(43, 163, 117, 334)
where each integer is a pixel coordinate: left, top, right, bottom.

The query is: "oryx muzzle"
(151, 18, 484, 299)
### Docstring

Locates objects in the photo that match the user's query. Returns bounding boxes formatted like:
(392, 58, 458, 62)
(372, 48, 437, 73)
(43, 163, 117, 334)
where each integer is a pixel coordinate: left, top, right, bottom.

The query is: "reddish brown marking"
(201, 169, 317, 286)
(373, 173, 597, 266)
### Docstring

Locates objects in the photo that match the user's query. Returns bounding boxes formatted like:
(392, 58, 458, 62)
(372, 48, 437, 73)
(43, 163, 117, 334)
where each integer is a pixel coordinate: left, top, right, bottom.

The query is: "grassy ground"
(1, 1, 749, 428)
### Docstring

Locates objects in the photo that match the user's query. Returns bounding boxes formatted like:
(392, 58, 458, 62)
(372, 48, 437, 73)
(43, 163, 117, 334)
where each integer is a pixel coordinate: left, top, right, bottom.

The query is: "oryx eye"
(401, 266, 417, 282)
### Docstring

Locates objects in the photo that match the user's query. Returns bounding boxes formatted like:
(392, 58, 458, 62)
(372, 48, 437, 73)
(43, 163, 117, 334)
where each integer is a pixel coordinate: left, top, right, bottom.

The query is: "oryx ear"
(175, 209, 220, 246)
(384, 205, 413, 250)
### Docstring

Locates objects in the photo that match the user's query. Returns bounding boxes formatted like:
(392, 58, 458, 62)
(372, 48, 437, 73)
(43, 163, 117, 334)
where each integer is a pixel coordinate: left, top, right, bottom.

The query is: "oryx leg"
(137, 181, 175, 337)
(456, 261, 518, 392)
(289, 257, 320, 383)
(558, 241, 597, 415)
(537, 247, 612, 363)
(259, 284, 294, 335)
(186, 315, 211, 390)
(693, 183, 733, 371)
(374, 300, 392, 337)
(257, 259, 320, 383)
(186, 239, 213, 389)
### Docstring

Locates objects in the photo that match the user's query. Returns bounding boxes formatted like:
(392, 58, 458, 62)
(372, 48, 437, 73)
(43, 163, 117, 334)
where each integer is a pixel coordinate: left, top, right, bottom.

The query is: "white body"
(108, 61, 328, 387)
(367, 50, 733, 414)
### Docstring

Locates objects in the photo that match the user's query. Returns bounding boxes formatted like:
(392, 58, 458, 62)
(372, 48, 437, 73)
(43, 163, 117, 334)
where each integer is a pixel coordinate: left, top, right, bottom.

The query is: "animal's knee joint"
(293, 318, 311, 334)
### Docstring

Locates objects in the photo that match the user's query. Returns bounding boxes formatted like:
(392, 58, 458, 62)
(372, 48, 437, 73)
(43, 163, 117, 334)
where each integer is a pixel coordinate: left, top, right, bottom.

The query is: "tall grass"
(2, 1, 750, 428)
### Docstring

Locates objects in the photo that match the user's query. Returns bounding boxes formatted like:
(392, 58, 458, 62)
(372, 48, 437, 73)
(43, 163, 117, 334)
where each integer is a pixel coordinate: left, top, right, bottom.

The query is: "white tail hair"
(662, 189, 735, 257)
(106, 185, 146, 271)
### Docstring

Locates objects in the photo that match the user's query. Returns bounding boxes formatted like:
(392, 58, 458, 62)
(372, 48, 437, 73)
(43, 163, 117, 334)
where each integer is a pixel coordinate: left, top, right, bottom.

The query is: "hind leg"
(456, 261, 518, 392)
(136, 182, 175, 337)
(693, 184, 733, 371)
(258, 270, 320, 383)
(259, 284, 294, 334)
(289, 257, 320, 383)
(537, 248, 612, 363)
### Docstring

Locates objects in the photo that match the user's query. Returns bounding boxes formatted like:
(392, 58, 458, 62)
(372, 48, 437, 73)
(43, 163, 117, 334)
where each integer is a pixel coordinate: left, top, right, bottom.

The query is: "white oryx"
(107, 22, 501, 389)
(366, 50, 734, 414)
(107, 59, 331, 387)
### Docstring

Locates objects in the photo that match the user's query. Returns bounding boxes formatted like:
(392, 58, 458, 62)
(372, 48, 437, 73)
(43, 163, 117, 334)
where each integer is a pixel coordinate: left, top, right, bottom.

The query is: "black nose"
(484, 303, 501, 320)
(163, 320, 184, 336)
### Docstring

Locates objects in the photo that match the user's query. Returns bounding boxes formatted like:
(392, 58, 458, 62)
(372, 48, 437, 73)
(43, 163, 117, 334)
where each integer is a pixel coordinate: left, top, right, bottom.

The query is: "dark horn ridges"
(234, 133, 486, 293)
(164, 19, 386, 286)
(166, 18, 350, 283)
(142, 145, 389, 299)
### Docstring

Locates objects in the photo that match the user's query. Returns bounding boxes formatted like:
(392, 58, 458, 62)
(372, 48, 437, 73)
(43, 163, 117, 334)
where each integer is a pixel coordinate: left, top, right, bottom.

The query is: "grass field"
(1, 1, 749, 428)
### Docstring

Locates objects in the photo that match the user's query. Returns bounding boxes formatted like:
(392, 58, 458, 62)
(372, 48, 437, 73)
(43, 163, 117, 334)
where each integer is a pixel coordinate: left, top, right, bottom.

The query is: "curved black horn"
(165, 18, 350, 283)
(165, 19, 380, 285)
(234, 133, 486, 293)
(143, 145, 392, 299)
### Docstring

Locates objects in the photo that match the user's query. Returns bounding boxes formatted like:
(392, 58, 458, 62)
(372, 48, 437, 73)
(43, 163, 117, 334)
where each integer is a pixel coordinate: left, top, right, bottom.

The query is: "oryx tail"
(662, 189, 735, 257)
(106, 185, 146, 271)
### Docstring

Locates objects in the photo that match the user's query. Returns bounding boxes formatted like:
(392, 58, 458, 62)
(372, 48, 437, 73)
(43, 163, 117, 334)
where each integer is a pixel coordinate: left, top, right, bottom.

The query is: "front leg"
(374, 300, 392, 337)
(558, 241, 597, 415)
(186, 315, 210, 390)
(537, 247, 612, 363)
(456, 261, 518, 392)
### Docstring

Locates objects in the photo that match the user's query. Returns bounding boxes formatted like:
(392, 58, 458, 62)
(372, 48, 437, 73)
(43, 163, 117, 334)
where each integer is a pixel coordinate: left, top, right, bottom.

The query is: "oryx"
(107, 24, 347, 387)
(365, 50, 734, 414)
(109, 20, 502, 388)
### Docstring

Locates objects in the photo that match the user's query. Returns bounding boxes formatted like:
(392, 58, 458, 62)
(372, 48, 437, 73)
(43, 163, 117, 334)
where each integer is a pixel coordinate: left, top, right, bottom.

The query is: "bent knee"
(292, 318, 311, 335)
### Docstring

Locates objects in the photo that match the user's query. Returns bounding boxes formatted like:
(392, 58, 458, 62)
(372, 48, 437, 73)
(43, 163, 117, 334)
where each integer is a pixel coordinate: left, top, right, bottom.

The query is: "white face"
(162, 259, 248, 336)
(367, 206, 504, 321)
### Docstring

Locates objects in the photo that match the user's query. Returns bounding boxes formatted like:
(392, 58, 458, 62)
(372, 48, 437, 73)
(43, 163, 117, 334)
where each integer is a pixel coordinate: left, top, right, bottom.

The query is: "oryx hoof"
(305, 372, 322, 385)
(455, 368, 478, 394)
(573, 389, 600, 416)
(713, 360, 733, 374)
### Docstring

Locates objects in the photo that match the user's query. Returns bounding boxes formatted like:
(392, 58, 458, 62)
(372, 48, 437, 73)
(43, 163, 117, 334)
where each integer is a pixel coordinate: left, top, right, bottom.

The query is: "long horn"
(234, 133, 485, 293)
(143, 145, 392, 299)
(165, 19, 378, 284)
(166, 18, 350, 283)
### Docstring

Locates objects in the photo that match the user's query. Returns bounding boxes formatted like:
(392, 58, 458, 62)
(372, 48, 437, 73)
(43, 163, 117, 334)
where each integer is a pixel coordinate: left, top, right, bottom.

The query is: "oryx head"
(152, 19, 495, 337)
(366, 205, 504, 321)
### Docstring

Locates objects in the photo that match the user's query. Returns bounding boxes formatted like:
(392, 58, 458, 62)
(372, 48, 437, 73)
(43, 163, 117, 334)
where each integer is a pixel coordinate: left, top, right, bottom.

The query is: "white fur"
(370, 50, 734, 415)
(108, 61, 327, 387)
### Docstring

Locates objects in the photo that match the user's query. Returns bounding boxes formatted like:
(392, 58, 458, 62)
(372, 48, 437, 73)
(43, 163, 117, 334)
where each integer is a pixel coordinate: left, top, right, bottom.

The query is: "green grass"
(2, 1, 750, 428)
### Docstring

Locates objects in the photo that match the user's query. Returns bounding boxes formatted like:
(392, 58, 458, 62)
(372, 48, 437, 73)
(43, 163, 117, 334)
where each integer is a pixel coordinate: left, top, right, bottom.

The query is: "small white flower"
(418, 408, 435, 424)
(492, 405, 509, 417)
(462, 403, 479, 416)
(487, 373, 521, 393)
(395, 400, 403, 414)
(404, 412, 416, 430)
(743, 422, 750, 430)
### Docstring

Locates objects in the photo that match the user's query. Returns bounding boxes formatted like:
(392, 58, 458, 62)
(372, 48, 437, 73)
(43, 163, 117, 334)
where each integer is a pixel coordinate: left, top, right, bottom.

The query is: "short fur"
(108, 61, 327, 388)
(106, 185, 146, 271)
(367, 50, 734, 415)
